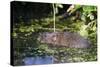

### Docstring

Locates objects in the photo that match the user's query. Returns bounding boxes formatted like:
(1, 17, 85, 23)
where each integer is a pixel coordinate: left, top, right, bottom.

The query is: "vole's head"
(37, 32, 58, 44)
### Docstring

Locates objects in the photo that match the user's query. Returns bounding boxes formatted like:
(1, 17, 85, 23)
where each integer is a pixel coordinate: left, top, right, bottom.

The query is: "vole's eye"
(52, 35, 56, 41)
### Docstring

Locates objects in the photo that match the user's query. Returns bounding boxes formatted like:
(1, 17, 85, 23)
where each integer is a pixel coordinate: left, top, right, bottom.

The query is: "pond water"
(23, 56, 54, 65)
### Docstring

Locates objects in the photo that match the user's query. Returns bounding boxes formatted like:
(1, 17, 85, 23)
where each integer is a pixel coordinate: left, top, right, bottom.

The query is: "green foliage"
(83, 6, 97, 13)
(81, 6, 97, 22)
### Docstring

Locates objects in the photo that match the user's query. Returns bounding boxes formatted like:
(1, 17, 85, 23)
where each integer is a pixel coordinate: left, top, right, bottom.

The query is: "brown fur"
(38, 32, 90, 48)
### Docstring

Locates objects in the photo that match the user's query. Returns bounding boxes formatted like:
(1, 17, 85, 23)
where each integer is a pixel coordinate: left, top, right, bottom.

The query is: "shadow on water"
(23, 56, 54, 65)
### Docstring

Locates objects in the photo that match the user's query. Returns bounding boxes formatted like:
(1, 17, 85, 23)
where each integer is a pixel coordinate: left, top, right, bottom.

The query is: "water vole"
(38, 32, 90, 48)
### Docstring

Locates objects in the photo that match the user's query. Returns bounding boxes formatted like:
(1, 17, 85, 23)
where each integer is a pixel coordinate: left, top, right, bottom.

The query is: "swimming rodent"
(38, 32, 90, 48)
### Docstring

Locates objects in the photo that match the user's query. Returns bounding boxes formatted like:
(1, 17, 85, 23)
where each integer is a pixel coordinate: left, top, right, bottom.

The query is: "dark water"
(23, 56, 54, 65)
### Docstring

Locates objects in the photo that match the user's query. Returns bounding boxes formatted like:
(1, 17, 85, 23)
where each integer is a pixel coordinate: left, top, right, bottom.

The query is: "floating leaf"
(79, 25, 88, 37)
(19, 28, 25, 32)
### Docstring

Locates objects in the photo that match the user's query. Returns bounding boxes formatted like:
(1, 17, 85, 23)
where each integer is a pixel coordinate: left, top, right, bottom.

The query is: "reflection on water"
(23, 56, 54, 65)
